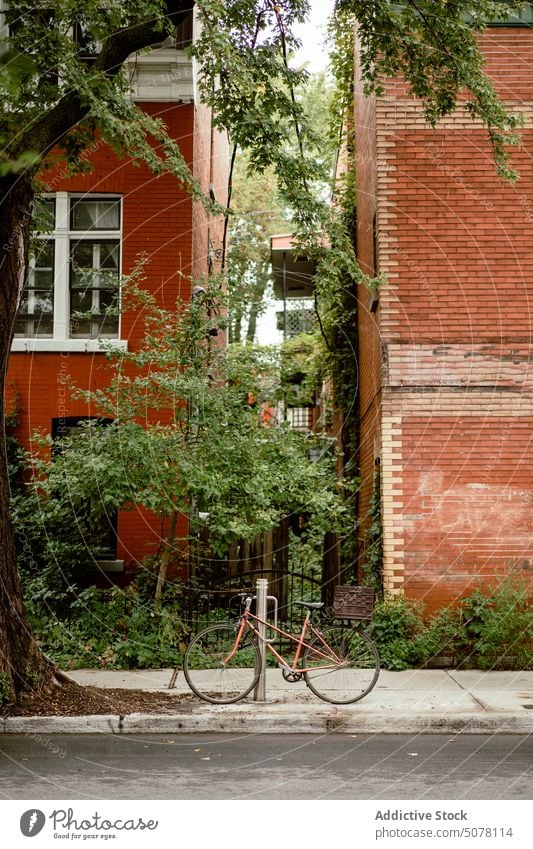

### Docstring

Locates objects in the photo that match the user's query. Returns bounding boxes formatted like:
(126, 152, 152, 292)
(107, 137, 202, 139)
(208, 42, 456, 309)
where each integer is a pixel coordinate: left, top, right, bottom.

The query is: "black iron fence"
(182, 518, 344, 638)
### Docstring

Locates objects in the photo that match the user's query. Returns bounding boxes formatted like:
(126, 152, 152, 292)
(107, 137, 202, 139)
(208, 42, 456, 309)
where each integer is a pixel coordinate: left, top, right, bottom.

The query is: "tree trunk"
(231, 306, 243, 345)
(0, 173, 56, 704)
(155, 508, 179, 601)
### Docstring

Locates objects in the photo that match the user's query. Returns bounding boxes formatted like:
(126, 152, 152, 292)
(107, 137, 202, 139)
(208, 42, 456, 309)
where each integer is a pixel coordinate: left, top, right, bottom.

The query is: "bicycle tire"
(303, 626, 380, 704)
(184, 622, 261, 704)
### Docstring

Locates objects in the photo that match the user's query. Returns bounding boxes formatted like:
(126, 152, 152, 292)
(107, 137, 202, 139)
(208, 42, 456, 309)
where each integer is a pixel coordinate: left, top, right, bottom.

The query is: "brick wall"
(192, 101, 228, 280)
(355, 28, 533, 607)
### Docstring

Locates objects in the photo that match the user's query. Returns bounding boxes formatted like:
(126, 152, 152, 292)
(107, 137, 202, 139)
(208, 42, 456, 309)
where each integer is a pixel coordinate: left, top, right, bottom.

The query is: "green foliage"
(278, 333, 327, 408)
(456, 578, 532, 670)
(368, 596, 427, 670)
(22, 559, 531, 672)
(7, 410, 99, 611)
(25, 580, 189, 670)
(361, 470, 383, 594)
(327, 0, 356, 151)
(226, 69, 335, 345)
(13, 488, 97, 612)
(227, 151, 288, 343)
(1, 2, 211, 202)
(27, 280, 346, 563)
(0, 671, 11, 706)
(2, 0, 530, 682)
(367, 577, 532, 671)
(343, 0, 524, 180)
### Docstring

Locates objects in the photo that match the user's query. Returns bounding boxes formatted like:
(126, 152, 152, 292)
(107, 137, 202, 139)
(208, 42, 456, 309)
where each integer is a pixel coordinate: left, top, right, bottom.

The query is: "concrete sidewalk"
(3, 668, 533, 735)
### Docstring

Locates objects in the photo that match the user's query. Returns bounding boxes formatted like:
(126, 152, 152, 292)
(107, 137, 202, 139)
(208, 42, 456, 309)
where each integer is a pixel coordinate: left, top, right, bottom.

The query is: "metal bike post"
(254, 578, 268, 701)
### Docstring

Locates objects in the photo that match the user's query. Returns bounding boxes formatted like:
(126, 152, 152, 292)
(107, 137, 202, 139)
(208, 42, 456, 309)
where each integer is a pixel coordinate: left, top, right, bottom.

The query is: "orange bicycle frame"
(223, 606, 343, 673)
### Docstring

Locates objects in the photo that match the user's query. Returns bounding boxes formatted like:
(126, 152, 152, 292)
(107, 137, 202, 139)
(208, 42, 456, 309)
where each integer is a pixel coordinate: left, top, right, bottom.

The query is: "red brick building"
(7, 12, 228, 576)
(354, 13, 533, 611)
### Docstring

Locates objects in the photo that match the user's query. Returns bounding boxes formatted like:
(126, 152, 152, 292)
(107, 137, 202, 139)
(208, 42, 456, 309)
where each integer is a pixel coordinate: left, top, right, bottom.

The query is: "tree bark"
(155, 509, 180, 602)
(0, 173, 56, 704)
(245, 274, 268, 343)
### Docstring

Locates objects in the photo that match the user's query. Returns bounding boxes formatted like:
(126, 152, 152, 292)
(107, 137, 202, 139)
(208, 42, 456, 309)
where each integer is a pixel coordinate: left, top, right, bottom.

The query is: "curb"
(3, 710, 532, 735)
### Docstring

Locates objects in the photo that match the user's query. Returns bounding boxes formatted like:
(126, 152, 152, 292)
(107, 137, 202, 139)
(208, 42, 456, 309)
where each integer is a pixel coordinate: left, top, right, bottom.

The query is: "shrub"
(368, 596, 426, 670)
(0, 672, 11, 706)
(457, 579, 532, 670)
(366, 578, 532, 671)
(412, 605, 463, 666)
(26, 581, 189, 670)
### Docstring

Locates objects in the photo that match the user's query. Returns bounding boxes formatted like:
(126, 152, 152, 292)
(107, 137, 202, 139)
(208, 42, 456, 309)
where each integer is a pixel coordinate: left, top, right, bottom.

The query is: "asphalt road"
(0, 733, 531, 800)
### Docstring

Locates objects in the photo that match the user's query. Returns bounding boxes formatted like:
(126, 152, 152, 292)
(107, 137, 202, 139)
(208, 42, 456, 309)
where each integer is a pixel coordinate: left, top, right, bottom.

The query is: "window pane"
(70, 318, 91, 337)
(30, 242, 55, 290)
(32, 268, 54, 288)
(71, 199, 120, 231)
(97, 313, 119, 337)
(15, 240, 55, 337)
(69, 239, 120, 339)
(70, 241, 119, 288)
(30, 239, 54, 269)
(71, 289, 91, 312)
(71, 242, 94, 267)
(70, 314, 119, 339)
(17, 285, 54, 322)
(100, 243, 119, 270)
(32, 315, 54, 336)
(32, 292, 54, 316)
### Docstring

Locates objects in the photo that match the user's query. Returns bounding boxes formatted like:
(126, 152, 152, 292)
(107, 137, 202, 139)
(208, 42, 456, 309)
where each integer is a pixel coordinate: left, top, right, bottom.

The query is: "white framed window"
(13, 192, 127, 352)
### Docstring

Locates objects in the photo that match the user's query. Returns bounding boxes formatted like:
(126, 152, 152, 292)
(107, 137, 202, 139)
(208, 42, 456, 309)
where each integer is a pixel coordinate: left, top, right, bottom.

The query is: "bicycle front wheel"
(303, 626, 380, 705)
(184, 623, 261, 704)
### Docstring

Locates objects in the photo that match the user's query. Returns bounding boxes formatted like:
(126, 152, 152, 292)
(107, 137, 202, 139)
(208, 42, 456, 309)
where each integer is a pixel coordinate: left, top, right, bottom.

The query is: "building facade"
(354, 15, 533, 611)
(6, 10, 228, 577)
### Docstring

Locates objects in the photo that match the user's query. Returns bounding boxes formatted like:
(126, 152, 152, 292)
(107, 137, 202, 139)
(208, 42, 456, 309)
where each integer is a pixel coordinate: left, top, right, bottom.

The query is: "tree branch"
(20, 1, 195, 158)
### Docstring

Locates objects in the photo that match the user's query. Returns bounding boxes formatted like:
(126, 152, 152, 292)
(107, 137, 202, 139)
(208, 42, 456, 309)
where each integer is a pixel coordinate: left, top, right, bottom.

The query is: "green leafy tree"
(227, 153, 287, 343)
(0, 0, 524, 702)
(29, 281, 345, 600)
(227, 70, 337, 344)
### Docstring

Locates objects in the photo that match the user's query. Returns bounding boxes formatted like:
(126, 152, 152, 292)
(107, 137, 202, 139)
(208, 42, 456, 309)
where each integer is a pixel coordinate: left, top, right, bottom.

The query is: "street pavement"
(2, 668, 532, 735)
(1, 733, 531, 799)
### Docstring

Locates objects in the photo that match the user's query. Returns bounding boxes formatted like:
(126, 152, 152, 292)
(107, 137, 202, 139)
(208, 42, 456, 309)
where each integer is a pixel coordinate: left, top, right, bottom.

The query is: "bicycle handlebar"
(228, 592, 254, 610)
(239, 593, 254, 611)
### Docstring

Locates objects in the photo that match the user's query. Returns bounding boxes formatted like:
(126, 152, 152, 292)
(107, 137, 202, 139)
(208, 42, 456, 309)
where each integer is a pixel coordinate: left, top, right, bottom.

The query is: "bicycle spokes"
(303, 627, 380, 705)
(184, 623, 261, 704)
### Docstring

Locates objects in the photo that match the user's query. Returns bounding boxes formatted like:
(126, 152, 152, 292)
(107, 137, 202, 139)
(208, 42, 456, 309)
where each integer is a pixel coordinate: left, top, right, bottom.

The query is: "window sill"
(11, 339, 128, 353)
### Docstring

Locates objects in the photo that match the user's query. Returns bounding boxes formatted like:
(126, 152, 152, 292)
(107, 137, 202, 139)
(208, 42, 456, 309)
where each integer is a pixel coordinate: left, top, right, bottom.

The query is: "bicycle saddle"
(293, 600, 324, 610)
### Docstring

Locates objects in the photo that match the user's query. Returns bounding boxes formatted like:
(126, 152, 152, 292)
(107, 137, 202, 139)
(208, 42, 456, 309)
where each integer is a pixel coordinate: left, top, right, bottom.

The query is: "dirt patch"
(4, 679, 199, 717)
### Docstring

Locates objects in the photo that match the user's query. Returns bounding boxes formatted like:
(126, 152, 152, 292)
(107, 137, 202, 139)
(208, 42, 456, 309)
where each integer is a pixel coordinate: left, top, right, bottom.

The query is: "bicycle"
(183, 593, 380, 705)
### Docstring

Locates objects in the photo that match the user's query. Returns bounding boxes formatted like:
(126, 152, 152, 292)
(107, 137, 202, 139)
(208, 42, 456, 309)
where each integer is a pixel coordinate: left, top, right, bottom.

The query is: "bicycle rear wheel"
(303, 626, 380, 704)
(184, 623, 261, 704)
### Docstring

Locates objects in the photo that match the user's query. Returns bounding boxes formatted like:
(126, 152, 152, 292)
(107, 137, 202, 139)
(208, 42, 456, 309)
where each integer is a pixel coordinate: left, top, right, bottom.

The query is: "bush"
(368, 596, 426, 670)
(412, 605, 463, 666)
(13, 488, 100, 617)
(26, 581, 189, 670)
(367, 578, 532, 671)
(457, 579, 532, 670)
